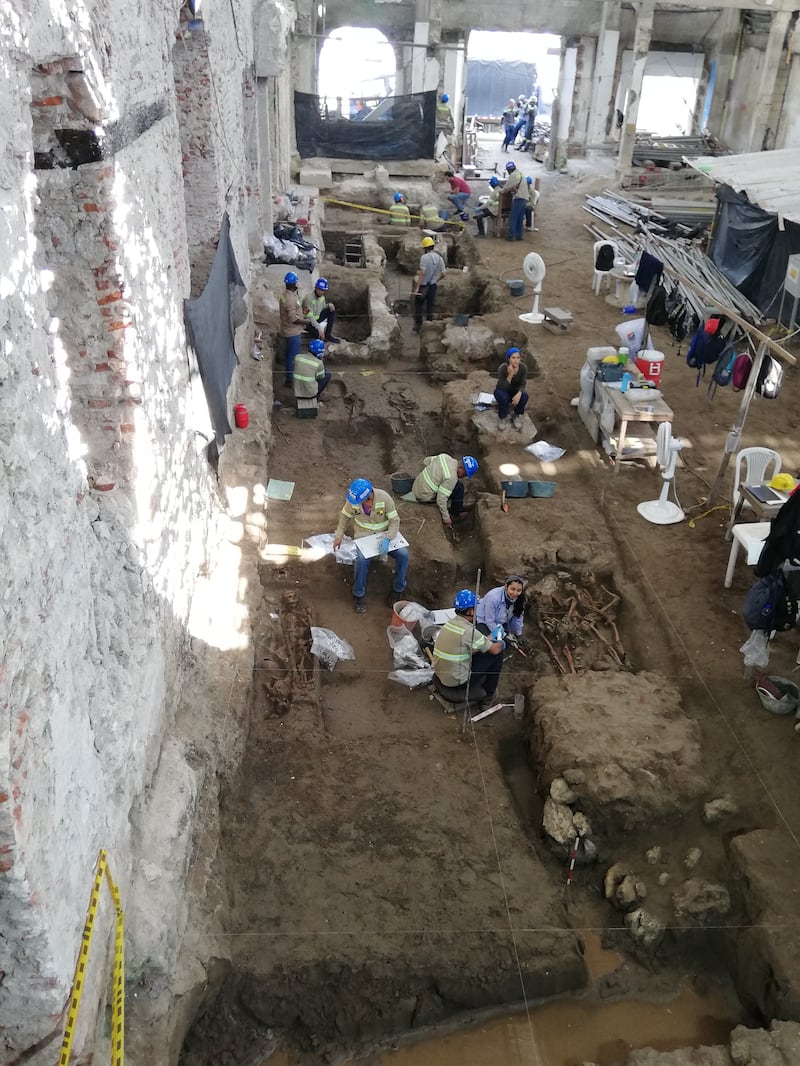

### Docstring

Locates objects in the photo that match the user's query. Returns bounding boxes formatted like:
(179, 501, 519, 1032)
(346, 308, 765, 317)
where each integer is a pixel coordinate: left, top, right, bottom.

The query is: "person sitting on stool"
(302, 277, 342, 344)
(409, 454, 478, 526)
(293, 338, 330, 406)
(333, 478, 408, 613)
(389, 191, 411, 226)
(494, 346, 529, 422)
(474, 176, 501, 238)
(432, 589, 504, 709)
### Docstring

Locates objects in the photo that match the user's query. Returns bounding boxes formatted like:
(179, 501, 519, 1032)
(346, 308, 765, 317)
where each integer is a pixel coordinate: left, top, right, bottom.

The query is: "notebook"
(746, 484, 784, 505)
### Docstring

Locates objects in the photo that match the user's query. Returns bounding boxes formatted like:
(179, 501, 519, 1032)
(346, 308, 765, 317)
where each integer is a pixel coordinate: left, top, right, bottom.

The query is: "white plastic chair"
(724, 522, 771, 588)
(732, 447, 781, 516)
(592, 240, 619, 295)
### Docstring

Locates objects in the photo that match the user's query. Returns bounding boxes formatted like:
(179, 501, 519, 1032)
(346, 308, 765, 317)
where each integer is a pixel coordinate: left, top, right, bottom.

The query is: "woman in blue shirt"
(476, 576, 527, 639)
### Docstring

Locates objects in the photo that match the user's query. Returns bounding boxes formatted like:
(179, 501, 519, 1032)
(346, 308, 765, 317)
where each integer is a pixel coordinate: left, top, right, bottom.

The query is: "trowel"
(470, 694, 524, 722)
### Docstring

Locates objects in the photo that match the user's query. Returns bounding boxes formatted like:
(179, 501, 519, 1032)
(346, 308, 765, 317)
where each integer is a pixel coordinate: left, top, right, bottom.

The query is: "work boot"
(326, 335, 343, 344)
(354, 596, 366, 614)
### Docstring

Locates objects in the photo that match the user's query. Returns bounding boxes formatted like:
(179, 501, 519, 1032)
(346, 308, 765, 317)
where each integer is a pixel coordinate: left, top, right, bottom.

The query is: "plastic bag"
(310, 627, 355, 671)
(740, 630, 770, 672)
(396, 601, 434, 629)
(386, 626, 428, 669)
(334, 538, 359, 565)
(388, 667, 434, 689)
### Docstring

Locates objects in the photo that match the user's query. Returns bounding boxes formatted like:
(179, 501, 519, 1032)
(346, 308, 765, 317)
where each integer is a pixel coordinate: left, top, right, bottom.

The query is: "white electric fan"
(637, 422, 685, 525)
(519, 252, 546, 325)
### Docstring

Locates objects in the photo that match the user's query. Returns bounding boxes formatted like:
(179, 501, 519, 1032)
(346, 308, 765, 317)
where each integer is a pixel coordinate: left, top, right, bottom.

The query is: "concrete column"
(704, 8, 742, 136)
(747, 9, 792, 151)
(393, 43, 407, 95)
(617, 0, 655, 172)
(554, 44, 578, 167)
(570, 36, 596, 155)
(292, 0, 316, 94)
(588, 0, 621, 145)
(256, 79, 273, 240)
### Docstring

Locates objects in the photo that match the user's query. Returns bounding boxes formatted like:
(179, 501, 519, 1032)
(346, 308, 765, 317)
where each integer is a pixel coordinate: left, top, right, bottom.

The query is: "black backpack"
(742, 570, 797, 633)
(645, 283, 668, 327)
(595, 243, 615, 271)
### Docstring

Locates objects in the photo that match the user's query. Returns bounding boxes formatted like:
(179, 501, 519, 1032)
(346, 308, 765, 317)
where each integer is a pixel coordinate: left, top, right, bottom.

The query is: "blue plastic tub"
(501, 480, 529, 498)
(529, 481, 556, 498)
(507, 279, 525, 298)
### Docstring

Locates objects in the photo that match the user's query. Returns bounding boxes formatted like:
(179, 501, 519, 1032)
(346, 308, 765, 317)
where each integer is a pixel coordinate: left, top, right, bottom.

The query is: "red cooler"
(635, 350, 664, 387)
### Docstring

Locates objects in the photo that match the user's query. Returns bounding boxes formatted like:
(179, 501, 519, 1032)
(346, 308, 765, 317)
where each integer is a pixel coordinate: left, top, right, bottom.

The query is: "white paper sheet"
(356, 532, 410, 559)
(430, 608, 457, 624)
(473, 392, 496, 406)
(525, 441, 566, 461)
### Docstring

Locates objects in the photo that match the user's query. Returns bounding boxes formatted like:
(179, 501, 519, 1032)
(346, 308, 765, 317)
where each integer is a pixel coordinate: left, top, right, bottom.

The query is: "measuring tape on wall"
(58, 848, 125, 1066)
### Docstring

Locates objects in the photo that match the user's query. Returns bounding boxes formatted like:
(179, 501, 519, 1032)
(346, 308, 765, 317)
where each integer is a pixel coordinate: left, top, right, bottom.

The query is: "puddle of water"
(265, 981, 738, 1065)
(581, 930, 623, 980)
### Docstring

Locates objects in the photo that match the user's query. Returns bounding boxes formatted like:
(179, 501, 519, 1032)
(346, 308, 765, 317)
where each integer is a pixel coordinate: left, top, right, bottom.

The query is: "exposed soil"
(179, 147, 800, 1065)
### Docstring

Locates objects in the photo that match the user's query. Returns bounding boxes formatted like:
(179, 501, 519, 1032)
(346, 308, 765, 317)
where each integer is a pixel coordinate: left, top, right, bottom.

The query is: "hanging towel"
(634, 251, 664, 294)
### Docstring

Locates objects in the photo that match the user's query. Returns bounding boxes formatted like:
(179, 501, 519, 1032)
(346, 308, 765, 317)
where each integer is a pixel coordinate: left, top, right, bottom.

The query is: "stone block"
(298, 164, 332, 188)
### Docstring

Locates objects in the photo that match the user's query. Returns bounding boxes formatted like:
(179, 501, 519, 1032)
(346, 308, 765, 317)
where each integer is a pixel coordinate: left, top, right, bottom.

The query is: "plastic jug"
(635, 350, 665, 387)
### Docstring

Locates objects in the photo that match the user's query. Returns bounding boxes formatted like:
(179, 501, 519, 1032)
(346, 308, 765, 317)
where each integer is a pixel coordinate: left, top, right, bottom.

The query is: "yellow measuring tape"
(59, 848, 125, 1066)
(320, 196, 466, 229)
(687, 504, 728, 529)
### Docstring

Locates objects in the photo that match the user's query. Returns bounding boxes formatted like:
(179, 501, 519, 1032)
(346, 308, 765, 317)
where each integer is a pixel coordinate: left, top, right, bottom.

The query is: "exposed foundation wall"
(0, 0, 266, 1059)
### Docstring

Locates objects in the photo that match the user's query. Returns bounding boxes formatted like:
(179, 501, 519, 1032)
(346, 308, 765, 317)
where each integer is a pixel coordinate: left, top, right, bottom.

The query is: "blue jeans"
(448, 192, 470, 212)
(353, 546, 409, 598)
(509, 197, 527, 240)
(495, 388, 528, 419)
(502, 123, 515, 149)
(316, 370, 331, 398)
(304, 306, 337, 340)
(284, 334, 301, 383)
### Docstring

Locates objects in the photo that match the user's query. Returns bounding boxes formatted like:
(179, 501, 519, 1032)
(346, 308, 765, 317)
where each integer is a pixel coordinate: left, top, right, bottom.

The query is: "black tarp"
(184, 213, 246, 448)
(710, 184, 800, 321)
(295, 91, 435, 160)
(465, 59, 537, 119)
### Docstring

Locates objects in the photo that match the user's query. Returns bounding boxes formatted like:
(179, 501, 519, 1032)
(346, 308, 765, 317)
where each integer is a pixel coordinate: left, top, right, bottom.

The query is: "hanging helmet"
(505, 161, 516, 172)
(346, 478, 373, 505)
(453, 589, 477, 610)
(315, 277, 329, 292)
(526, 176, 533, 185)
(308, 339, 325, 357)
(394, 192, 405, 203)
(441, 93, 449, 103)
(421, 236, 435, 248)
(506, 346, 520, 360)
(489, 176, 500, 188)
(461, 456, 478, 478)
(284, 271, 299, 286)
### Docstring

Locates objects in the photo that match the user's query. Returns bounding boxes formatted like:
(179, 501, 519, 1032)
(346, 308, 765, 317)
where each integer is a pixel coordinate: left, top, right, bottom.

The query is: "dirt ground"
(178, 144, 800, 1065)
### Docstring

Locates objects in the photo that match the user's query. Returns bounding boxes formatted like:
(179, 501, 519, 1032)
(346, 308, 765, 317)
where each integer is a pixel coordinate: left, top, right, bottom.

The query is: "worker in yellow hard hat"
(414, 237, 446, 333)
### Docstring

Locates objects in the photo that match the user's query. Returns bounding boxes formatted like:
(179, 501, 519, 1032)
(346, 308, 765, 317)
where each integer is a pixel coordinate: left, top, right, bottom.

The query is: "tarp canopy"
(465, 59, 537, 119)
(295, 91, 435, 160)
(687, 149, 800, 226)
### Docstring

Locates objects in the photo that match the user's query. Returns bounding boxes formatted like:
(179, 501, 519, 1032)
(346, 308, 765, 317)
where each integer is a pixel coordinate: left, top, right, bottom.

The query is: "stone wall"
(0, 0, 267, 1059)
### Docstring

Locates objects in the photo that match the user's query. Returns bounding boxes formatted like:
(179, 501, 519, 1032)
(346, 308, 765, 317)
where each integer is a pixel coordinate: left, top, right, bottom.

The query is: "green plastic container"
(529, 481, 556, 498)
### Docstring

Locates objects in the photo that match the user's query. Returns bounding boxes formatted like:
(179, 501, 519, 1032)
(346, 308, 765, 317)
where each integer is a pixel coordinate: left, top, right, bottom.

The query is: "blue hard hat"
(315, 277, 329, 292)
(506, 346, 520, 360)
(284, 271, 299, 285)
(346, 478, 373, 505)
(441, 93, 449, 103)
(461, 456, 478, 478)
(489, 176, 499, 187)
(308, 339, 325, 357)
(505, 161, 516, 172)
(394, 192, 405, 203)
(526, 176, 533, 184)
(453, 589, 477, 610)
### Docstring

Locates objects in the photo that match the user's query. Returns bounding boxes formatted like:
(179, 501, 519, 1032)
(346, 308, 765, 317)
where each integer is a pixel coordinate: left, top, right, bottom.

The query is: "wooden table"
(725, 484, 788, 539)
(605, 387, 674, 474)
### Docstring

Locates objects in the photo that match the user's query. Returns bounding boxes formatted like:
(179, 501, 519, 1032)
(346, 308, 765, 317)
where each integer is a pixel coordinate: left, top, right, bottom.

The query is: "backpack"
(711, 346, 737, 388)
(731, 352, 753, 391)
(686, 327, 726, 385)
(755, 354, 784, 399)
(742, 570, 797, 633)
(595, 243, 615, 271)
(645, 283, 668, 327)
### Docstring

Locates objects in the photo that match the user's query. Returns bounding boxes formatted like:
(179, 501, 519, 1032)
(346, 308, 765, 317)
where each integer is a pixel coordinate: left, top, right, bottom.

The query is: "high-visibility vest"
(389, 202, 411, 226)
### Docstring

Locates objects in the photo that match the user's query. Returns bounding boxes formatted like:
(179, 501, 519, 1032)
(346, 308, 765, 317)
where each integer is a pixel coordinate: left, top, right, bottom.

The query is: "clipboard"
(356, 532, 410, 559)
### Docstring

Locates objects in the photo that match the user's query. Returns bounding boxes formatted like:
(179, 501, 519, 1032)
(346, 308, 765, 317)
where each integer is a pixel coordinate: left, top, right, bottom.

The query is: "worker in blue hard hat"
(333, 479, 408, 613)
(500, 160, 528, 241)
(436, 93, 454, 132)
(408, 454, 478, 526)
(431, 589, 504, 708)
(293, 338, 330, 405)
(278, 270, 305, 387)
(389, 191, 411, 227)
(474, 175, 501, 238)
(302, 276, 342, 344)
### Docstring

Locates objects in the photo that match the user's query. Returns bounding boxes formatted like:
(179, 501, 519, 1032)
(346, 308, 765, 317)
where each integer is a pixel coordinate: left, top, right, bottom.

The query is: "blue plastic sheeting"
(465, 59, 537, 119)
(295, 91, 435, 160)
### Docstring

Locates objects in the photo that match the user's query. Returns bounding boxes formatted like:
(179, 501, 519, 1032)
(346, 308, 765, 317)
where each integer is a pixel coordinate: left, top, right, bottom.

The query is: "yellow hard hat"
(601, 354, 620, 363)
(421, 236, 435, 248)
(769, 473, 796, 493)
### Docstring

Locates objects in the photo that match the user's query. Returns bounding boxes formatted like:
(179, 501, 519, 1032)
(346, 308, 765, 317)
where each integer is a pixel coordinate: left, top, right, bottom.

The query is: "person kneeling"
(293, 338, 330, 406)
(432, 590, 504, 709)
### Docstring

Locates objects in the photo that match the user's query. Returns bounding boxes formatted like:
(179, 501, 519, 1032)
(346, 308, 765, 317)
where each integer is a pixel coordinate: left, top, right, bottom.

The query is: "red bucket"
(233, 403, 249, 429)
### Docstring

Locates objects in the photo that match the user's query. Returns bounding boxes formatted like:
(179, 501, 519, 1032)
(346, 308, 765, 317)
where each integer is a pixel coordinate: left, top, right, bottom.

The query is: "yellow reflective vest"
(389, 202, 411, 226)
(411, 453, 459, 521)
(334, 487, 400, 542)
(433, 616, 489, 687)
(293, 351, 325, 399)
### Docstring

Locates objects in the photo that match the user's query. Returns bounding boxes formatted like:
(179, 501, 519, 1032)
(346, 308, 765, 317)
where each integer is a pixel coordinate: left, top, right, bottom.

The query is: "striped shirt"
(433, 616, 489, 687)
